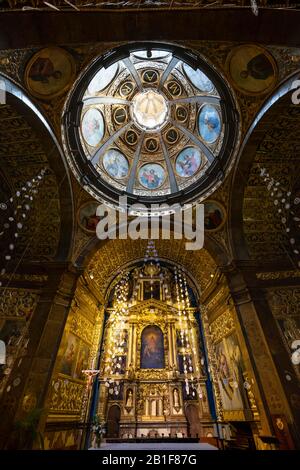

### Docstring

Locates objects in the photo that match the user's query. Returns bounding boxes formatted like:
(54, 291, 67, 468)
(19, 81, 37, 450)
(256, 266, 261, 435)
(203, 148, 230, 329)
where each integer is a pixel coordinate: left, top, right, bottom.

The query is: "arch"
(74, 214, 230, 270)
(140, 325, 164, 369)
(106, 404, 121, 438)
(229, 71, 300, 262)
(73, 226, 228, 308)
(0, 74, 74, 261)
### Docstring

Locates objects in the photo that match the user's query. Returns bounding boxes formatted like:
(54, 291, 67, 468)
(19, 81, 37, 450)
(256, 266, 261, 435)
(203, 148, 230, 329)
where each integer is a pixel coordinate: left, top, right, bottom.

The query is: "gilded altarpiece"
(43, 277, 105, 450)
(98, 264, 214, 439)
(203, 278, 260, 425)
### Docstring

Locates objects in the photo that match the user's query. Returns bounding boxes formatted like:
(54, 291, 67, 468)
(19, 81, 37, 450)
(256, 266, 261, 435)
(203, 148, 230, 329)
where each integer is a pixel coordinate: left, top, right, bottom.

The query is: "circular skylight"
(63, 42, 240, 211)
(131, 90, 169, 131)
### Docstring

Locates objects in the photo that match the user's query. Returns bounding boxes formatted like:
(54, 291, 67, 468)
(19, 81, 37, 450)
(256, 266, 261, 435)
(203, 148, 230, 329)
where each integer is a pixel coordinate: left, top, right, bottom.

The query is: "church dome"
(62, 42, 240, 213)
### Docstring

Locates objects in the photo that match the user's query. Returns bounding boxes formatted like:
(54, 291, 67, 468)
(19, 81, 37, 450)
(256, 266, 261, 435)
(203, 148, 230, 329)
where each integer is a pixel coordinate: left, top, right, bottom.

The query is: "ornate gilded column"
(131, 321, 137, 369)
(223, 264, 300, 448)
(200, 306, 223, 422)
(168, 322, 175, 369)
(0, 263, 81, 449)
(128, 321, 135, 369)
(145, 398, 149, 416)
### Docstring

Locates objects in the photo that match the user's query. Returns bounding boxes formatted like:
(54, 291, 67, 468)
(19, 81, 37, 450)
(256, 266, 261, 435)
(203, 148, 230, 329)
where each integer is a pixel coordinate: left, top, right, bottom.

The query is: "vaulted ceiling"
(0, 9, 300, 290)
(86, 238, 217, 299)
(0, 82, 74, 267)
(230, 89, 300, 267)
(244, 99, 300, 262)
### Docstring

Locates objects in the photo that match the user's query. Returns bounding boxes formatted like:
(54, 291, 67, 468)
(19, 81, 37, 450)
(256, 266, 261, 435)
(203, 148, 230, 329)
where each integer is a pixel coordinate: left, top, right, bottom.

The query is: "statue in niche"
(173, 388, 180, 408)
(125, 389, 133, 408)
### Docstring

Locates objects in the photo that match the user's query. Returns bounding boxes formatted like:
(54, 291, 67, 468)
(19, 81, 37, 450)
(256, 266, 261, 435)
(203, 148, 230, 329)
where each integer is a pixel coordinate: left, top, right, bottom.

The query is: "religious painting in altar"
(118, 329, 128, 351)
(226, 44, 277, 95)
(74, 341, 90, 380)
(60, 333, 79, 377)
(140, 325, 165, 369)
(215, 333, 248, 411)
(143, 280, 161, 300)
(25, 46, 75, 99)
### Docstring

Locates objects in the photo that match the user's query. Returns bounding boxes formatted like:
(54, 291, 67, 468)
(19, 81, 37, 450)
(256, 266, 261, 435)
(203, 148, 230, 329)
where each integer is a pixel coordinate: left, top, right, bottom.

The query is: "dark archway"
(185, 404, 201, 439)
(107, 405, 121, 438)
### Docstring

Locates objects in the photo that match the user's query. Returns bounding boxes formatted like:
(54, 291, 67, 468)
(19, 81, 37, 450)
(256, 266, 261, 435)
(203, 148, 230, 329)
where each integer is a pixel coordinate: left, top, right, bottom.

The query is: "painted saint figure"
(141, 325, 164, 369)
(29, 57, 62, 83)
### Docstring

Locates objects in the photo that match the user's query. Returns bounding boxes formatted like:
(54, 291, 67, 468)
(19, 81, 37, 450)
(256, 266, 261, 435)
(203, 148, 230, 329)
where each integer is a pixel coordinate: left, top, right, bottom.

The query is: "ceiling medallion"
(62, 42, 240, 213)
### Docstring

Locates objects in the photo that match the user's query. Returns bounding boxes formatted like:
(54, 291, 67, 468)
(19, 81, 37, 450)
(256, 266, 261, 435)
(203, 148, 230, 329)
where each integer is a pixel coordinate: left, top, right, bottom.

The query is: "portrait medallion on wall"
(78, 201, 100, 234)
(25, 46, 75, 100)
(226, 44, 277, 95)
(204, 200, 226, 232)
(138, 163, 166, 190)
